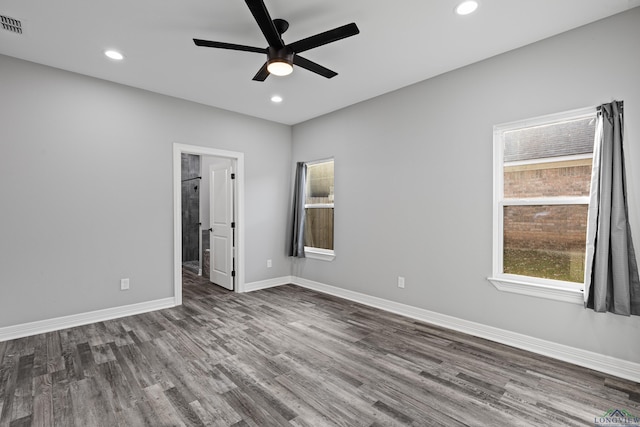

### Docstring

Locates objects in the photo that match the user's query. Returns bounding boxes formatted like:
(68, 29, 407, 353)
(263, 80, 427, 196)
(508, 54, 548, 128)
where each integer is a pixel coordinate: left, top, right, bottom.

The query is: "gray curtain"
(288, 162, 307, 258)
(584, 100, 640, 315)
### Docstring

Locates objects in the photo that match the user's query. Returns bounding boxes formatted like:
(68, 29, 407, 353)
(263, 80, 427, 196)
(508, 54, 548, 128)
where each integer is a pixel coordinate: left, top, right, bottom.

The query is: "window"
(489, 107, 596, 303)
(304, 159, 334, 260)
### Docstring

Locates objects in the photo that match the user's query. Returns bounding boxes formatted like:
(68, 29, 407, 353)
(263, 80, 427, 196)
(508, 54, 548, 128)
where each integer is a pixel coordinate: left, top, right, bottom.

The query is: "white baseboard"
(0, 297, 176, 342)
(243, 276, 293, 293)
(291, 277, 640, 383)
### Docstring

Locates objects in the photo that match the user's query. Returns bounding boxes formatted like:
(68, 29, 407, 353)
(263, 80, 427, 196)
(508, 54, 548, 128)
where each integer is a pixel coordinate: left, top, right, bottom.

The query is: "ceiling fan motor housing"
(266, 46, 294, 76)
(267, 46, 293, 65)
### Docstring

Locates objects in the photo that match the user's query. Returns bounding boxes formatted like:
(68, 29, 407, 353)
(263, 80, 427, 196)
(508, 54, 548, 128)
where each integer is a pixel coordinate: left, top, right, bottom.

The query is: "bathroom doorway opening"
(173, 143, 245, 306)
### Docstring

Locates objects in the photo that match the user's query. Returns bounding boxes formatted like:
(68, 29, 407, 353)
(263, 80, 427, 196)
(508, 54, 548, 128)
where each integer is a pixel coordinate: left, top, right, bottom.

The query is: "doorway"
(173, 143, 245, 306)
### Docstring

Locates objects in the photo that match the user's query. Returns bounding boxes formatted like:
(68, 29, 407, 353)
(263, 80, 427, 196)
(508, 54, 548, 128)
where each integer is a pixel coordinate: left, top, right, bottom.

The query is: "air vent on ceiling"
(1, 15, 22, 34)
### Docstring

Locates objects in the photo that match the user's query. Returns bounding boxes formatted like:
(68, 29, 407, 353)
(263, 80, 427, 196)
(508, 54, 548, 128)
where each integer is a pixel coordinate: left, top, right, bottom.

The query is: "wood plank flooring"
(1, 270, 640, 426)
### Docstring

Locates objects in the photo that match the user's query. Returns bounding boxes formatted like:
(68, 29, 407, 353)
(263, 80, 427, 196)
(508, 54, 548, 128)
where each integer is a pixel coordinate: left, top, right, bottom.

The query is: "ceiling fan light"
(267, 60, 293, 76)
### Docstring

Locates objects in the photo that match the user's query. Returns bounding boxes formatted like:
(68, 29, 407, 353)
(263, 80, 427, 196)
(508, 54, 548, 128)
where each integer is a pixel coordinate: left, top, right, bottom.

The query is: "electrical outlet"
(397, 276, 405, 288)
(267, 259, 272, 268)
(120, 278, 130, 290)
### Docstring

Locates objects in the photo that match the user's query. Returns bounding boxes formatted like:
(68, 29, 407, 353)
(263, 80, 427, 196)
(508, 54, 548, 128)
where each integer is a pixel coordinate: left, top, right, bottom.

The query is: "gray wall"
(0, 54, 292, 327)
(291, 8, 640, 363)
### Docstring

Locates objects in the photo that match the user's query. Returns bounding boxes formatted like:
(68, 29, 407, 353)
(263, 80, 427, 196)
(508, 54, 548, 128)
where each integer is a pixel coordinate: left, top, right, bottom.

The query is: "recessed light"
(271, 95, 283, 103)
(104, 50, 124, 60)
(456, 1, 479, 15)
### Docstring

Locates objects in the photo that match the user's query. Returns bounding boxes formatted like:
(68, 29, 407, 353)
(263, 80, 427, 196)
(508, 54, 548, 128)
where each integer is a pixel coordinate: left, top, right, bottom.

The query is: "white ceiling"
(1, 1, 639, 125)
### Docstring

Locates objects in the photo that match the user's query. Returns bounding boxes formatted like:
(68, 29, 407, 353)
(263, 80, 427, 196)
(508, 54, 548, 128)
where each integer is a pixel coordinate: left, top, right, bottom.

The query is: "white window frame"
(488, 107, 596, 304)
(304, 158, 335, 261)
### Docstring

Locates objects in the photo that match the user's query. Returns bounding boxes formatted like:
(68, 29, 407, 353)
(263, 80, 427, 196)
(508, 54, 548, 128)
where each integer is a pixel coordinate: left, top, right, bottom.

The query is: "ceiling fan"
(193, 0, 360, 81)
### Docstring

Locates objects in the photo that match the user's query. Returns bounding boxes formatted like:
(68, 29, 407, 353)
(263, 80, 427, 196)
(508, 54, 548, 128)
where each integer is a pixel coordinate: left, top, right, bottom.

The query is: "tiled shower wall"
(181, 153, 200, 263)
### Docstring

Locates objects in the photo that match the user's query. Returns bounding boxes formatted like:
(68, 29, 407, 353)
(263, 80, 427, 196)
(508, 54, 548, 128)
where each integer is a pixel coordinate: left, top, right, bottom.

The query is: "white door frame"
(173, 143, 245, 306)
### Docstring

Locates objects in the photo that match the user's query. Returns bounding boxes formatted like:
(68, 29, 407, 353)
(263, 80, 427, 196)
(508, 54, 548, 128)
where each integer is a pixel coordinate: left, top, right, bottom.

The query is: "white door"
(209, 163, 234, 290)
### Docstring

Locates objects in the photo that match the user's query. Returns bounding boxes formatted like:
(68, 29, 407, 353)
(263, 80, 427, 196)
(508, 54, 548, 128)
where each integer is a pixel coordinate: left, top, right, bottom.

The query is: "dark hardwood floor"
(1, 270, 639, 426)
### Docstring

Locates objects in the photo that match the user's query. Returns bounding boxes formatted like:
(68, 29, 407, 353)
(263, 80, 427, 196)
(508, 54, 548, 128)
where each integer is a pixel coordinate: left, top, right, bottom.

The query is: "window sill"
(304, 247, 335, 262)
(487, 276, 584, 305)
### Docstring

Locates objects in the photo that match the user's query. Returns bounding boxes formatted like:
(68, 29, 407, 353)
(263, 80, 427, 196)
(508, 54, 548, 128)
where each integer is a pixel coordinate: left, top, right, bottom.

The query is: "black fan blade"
(245, 0, 285, 49)
(252, 62, 270, 81)
(288, 23, 359, 54)
(193, 39, 265, 54)
(293, 55, 338, 79)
